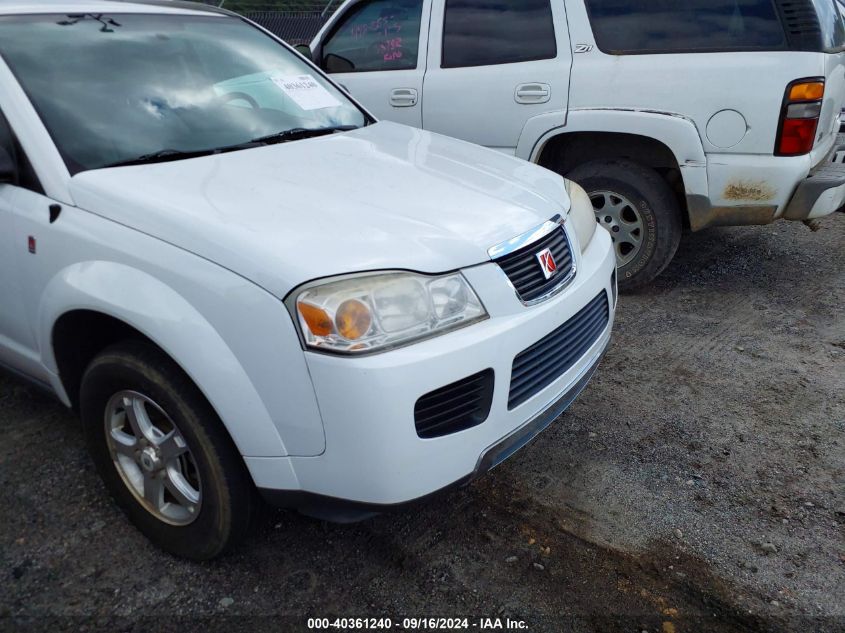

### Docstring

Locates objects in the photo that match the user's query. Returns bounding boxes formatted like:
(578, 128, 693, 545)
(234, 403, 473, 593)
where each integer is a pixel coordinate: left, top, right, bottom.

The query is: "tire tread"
(566, 158, 682, 290)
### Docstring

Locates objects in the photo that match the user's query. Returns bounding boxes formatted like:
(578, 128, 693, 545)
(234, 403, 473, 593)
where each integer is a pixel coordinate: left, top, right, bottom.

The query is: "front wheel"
(567, 159, 682, 290)
(80, 340, 256, 560)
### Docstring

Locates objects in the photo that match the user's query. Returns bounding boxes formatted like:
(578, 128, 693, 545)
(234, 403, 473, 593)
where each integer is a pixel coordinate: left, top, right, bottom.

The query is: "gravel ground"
(1, 214, 843, 633)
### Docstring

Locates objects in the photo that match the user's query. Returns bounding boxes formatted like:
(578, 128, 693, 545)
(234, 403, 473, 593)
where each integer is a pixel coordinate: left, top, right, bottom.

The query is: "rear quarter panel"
(564, 0, 824, 157)
(817, 51, 845, 159)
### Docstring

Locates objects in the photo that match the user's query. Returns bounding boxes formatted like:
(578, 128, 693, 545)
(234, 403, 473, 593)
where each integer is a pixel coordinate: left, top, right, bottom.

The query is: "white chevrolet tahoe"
(308, 0, 845, 288)
(0, 0, 616, 559)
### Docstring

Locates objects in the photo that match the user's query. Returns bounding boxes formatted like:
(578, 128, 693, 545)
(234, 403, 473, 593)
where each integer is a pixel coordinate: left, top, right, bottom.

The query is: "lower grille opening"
(414, 369, 494, 439)
(508, 292, 609, 410)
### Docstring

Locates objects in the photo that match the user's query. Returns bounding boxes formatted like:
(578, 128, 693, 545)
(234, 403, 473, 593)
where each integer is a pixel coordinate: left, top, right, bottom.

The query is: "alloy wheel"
(104, 391, 201, 526)
(589, 190, 645, 267)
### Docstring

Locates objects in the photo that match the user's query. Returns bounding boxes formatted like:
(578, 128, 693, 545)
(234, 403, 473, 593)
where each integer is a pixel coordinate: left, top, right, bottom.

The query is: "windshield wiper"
(102, 148, 218, 168)
(101, 141, 265, 169)
(250, 125, 359, 146)
(101, 126, 359, 169)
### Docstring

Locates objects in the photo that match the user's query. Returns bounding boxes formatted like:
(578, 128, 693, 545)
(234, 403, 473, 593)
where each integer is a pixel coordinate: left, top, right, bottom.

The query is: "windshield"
(0, 13, 368, 173)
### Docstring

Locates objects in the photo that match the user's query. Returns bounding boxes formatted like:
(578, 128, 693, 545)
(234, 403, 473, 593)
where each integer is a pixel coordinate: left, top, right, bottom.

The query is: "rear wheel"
(567, 159, 682, 290)
(80, 340, 255, 560)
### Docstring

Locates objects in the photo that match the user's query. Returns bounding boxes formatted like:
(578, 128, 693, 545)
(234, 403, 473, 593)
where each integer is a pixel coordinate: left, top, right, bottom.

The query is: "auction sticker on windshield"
(272, 74, 342, 110)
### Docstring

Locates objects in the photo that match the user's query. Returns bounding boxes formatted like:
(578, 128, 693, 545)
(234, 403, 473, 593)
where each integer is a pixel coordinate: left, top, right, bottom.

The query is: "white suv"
(308, 0, 845, 288)
(0, 0, 615, 558)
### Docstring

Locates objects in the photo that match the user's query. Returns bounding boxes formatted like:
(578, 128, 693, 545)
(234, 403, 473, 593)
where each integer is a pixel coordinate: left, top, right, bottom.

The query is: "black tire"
(80, 340, 256, 560)
(566, 159, 682, 290)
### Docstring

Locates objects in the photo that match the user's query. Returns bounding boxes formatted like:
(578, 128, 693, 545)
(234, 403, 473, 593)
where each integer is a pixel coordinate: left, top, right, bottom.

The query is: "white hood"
(69, 121, 570, 298)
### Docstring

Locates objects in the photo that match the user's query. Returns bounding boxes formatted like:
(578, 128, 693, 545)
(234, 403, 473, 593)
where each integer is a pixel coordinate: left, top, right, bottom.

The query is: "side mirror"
(294, 44, 315, 63)
(324, 53, 354, 73)
(0, 146, 16, 184)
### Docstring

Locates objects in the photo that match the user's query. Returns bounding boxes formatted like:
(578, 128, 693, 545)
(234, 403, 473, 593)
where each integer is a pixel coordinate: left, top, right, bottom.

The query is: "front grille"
(508, 292, 609, 410)
(414, 369, 494, 439)
(495, 226, 574, 303)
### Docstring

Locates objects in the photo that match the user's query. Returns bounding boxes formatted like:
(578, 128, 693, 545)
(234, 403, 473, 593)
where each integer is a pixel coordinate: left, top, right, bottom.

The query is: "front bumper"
(248, 228, 616, 511)
(260, 339, 608, 522)
(783, 133, 845, 220)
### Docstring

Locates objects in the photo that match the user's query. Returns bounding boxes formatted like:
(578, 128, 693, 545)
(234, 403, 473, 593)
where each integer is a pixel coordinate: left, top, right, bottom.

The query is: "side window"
(322, 0, 423, 73)
(442, 0, 556, 69)
(584, 0, 786, 54)
(0, 111, 14, 160)
(0, 109, 43, 194)
(813, 0, 845, 51)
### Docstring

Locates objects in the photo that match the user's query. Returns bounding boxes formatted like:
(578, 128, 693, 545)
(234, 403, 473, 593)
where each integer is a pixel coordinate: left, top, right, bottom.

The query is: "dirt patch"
(723, 181, 776, 201)
(1, 215, 843, 633)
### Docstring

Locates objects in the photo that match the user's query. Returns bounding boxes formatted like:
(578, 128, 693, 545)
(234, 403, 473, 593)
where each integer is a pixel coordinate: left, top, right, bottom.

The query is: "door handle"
(515, 83, 551, 104)
(390, 88, 418, 107)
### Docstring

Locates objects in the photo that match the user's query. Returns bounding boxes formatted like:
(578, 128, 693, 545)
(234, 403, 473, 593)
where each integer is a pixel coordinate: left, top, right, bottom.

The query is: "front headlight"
(287, 271, 488, 354)
(565, 179, 597, 252)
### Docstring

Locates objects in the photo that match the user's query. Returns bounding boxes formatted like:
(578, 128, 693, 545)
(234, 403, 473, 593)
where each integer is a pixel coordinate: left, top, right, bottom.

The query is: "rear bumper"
(783, 133, 845, 220)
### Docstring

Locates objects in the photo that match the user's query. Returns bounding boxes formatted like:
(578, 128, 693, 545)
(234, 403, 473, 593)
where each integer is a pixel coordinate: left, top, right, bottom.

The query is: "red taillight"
(779, 118, 819, 155)
(776, 79, 824, 157)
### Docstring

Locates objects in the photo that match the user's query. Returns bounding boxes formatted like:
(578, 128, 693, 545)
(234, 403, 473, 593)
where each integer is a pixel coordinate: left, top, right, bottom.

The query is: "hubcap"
(589, 191, 645, 267)
(104, 391, 201, 526)
(138, 446, 163, 472)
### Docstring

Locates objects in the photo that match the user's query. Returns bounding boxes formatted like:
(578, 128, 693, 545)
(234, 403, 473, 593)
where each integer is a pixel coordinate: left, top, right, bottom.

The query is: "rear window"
(584, 0, 787, 54)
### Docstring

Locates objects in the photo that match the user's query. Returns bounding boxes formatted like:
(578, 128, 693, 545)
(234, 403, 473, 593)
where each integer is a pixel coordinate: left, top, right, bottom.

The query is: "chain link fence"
(193, 1, 340, 45)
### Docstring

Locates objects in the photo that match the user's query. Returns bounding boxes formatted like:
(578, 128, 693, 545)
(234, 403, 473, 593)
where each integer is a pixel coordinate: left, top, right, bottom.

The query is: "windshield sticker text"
(271, 74, 342, 111)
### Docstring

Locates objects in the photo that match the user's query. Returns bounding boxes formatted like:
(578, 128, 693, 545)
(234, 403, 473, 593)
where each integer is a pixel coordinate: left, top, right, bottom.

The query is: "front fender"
(37, 261, 290, 458)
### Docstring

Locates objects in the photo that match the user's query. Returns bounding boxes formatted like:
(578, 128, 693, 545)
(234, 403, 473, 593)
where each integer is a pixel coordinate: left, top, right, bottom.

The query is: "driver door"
(316, 0, 430, 127)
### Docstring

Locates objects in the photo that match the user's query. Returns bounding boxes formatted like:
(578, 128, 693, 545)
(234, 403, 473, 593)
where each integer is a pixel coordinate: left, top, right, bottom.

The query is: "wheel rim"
(104, 391, 201, 526)
(589, 190, 645, 267)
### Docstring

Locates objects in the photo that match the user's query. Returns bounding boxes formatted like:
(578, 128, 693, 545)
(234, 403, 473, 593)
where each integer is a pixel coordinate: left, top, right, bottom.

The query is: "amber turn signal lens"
(789, 82, 824, 102)
(298, 302, 333, 336)
(335, 299, 372, 340)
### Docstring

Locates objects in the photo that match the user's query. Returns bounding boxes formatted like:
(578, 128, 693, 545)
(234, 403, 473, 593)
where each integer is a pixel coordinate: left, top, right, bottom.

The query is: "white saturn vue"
(0, 0, 616, 559)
